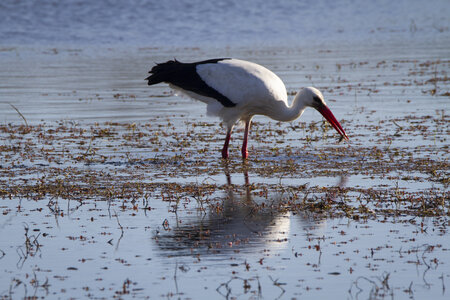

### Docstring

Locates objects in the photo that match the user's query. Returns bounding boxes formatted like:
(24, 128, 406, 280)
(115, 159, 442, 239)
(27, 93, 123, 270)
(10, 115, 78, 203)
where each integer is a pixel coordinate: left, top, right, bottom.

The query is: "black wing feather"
(146, 58, 236, 108)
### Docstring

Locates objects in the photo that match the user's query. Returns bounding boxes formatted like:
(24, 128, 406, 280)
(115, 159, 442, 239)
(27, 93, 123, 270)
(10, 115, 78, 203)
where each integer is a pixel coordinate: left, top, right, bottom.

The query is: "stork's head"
(302, 87, 348, 141)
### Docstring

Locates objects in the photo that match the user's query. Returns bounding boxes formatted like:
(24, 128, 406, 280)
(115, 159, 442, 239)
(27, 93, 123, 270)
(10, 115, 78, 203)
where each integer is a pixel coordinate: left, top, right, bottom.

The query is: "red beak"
(318, 105, 348, 141)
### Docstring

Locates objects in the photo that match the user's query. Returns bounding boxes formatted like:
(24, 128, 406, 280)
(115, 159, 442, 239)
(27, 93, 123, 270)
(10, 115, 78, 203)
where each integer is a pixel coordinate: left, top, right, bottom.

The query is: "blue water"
(1, 0, 449, 47)
(0, 2, 449, 299)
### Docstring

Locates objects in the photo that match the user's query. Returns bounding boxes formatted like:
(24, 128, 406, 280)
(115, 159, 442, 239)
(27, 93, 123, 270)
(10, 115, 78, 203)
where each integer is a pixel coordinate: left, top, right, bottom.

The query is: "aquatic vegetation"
(0, 45, 448, 299)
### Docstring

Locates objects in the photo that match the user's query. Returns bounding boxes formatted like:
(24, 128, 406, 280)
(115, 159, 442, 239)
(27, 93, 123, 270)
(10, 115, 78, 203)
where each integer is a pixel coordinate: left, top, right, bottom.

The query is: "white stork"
(146, 58, 348, 159)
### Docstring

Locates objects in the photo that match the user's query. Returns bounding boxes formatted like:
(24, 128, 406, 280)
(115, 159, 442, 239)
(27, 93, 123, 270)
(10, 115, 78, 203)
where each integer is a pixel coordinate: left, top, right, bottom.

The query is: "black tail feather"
(145, 59, 181, 86)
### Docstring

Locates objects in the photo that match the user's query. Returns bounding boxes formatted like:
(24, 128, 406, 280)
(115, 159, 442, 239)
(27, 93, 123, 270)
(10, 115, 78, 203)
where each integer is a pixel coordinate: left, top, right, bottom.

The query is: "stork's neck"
(273, 91, 307, 122)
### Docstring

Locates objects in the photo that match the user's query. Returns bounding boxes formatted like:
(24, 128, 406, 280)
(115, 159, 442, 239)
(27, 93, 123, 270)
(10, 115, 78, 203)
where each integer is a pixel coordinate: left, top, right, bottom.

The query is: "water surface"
(0, 1, 449, 298)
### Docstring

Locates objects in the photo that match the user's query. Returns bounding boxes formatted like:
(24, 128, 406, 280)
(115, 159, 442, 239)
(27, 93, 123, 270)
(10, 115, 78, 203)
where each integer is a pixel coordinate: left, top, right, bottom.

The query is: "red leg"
(241, 120, 251, 159)
(222, 128, 232, 159)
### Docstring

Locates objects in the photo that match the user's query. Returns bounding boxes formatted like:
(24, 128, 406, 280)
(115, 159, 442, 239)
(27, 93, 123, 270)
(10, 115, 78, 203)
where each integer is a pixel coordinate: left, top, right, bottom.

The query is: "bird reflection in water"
(154, 166, 347, 257)
(154, 164, 291, 257)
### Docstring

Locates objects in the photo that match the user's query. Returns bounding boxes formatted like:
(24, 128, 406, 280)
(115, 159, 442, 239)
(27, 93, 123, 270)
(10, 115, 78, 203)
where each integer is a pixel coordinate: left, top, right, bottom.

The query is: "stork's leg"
(222, 128, 232, 159)
(241, 120, 251, 159)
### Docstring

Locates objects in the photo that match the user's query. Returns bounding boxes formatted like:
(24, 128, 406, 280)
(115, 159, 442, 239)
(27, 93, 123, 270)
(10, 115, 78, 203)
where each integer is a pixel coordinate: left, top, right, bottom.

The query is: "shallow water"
(1, 0, 448, 47)
(0, 42, 448, 299)
(1, 187, 448, 299)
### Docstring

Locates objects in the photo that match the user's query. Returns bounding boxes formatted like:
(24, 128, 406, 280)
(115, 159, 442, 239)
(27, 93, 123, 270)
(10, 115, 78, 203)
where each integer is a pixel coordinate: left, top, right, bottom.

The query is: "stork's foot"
(222, 129, 232, 160)
(241, 119, 251, 160)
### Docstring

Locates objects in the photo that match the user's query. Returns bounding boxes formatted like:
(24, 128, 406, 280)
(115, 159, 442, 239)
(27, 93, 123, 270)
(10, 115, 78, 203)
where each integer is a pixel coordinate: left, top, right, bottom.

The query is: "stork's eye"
(313, 96, 321, 103)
